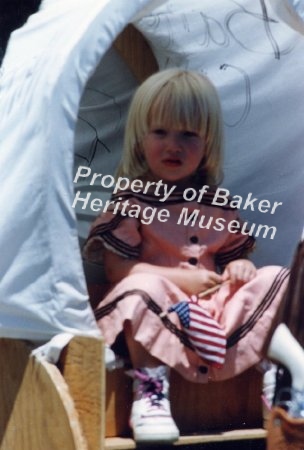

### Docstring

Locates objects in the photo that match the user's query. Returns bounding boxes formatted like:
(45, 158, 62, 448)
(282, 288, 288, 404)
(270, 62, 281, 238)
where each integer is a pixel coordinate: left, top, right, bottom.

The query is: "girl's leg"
(124, 321, 163, 368)
(268, 323, 304, 391)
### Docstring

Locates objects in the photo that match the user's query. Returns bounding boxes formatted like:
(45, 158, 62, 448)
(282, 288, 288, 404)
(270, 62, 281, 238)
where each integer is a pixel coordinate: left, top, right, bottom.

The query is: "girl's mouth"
(162, 158, 182, 167)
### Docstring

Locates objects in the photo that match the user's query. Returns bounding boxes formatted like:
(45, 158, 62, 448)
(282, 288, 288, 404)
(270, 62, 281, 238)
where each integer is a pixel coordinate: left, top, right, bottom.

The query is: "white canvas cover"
(0, 0, 158, 341)
(0, 0, 303, 342)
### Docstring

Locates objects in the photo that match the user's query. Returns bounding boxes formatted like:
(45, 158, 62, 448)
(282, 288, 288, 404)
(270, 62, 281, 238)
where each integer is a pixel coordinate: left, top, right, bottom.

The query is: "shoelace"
(134, 369, 165, 407)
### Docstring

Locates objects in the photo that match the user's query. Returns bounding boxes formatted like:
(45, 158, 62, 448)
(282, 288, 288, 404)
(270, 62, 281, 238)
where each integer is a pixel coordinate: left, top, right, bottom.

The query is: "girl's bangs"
(148, 88, 208, 135)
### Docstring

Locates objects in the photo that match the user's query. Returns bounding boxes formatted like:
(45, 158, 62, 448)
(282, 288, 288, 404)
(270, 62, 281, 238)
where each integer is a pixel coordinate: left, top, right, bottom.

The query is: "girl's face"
(142, 125, 205, 185)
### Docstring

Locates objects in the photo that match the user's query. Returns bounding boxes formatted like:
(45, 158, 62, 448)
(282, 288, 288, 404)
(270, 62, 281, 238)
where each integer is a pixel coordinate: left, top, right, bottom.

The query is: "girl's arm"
(103, 249, 223, 296)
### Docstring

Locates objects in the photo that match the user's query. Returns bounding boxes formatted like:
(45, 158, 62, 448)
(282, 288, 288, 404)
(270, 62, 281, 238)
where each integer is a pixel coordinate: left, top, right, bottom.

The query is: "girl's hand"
(103, 250, 224, 296)
(222, 259, 256, 285)
(182, 268, 223, 296)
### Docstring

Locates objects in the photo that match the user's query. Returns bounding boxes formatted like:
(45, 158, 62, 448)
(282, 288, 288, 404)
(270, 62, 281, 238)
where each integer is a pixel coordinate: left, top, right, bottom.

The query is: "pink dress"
(83, 187, 289, 383)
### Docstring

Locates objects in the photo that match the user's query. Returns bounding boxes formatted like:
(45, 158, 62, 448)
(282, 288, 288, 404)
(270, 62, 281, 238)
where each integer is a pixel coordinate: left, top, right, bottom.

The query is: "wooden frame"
(0, 336, 267, 449)
(114, 25, 159, 82)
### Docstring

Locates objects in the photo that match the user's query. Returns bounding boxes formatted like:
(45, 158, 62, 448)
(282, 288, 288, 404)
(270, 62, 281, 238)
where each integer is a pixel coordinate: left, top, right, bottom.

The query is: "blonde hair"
(116, 68, 224, 185)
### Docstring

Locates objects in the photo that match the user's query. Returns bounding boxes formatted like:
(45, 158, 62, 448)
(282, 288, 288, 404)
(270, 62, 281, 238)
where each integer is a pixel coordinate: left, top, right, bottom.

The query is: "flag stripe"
(187, 331, 227, 348)
(189, 321, 226, 338)
(190, 310, 225, 330)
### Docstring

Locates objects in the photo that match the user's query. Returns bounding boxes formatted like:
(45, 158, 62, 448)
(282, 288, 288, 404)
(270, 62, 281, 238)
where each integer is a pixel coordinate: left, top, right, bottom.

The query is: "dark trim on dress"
(94, 288, 195, 351)
(227, 267, 290, 347)
(94, 268, 289, 358)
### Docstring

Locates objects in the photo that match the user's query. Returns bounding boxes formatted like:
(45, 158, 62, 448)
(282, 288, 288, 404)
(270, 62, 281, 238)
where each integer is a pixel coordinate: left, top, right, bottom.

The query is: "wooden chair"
(0, 335, 266, 450)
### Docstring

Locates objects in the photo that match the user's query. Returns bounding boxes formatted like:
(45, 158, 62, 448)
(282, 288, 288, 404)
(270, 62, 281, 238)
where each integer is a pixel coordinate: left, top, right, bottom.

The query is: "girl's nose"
(166, 132, 183, 151)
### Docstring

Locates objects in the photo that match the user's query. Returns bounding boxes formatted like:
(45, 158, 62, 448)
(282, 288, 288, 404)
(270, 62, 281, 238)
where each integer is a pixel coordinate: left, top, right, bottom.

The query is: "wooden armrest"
(0, 336, 105, 450)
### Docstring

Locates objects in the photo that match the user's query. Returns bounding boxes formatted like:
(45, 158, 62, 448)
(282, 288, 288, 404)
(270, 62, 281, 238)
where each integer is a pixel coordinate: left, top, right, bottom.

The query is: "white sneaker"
(128, 366, 180, 443)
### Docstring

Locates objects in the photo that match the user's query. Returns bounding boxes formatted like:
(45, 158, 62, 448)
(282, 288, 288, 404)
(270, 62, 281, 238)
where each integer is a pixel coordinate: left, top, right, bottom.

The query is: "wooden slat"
(60, 335, 106, 450)
(0, 338, 87, 450)
(105, 428, 267, 449)
(105, 367, 133, 437)
(171, 368, 263, 432)
(114, 24, 158, 82)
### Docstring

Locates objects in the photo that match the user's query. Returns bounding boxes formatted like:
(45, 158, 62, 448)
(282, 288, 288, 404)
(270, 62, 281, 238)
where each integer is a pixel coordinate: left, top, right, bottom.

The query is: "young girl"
(83, 69, 301, 443)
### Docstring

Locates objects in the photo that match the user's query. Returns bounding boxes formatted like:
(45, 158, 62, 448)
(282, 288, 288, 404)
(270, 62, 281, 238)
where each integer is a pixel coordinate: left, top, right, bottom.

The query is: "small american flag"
(168, 300, 226, 369)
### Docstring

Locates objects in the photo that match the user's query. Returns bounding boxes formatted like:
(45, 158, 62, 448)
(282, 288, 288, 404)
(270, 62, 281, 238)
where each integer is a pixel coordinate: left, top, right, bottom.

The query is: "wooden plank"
(0, 338, 87, 450)
(60, 335, 106, 450)
(105, 437, 136, 450)
(105, 368, 132, 437)
(171, 368, 263, 433)
(114, 24, 158, 82)
(104, 429, 267, 449)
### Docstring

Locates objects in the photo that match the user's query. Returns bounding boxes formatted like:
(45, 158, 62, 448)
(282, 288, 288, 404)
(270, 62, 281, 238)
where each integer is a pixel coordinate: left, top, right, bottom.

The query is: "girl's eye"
(152, 129, 167, 137)
(182, 130, 199, 138)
